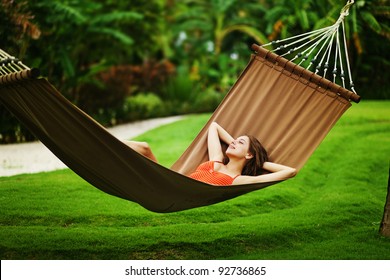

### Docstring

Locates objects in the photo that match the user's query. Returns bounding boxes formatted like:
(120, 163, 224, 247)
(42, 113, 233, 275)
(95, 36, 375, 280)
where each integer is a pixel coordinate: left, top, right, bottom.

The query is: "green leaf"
(90, 11, 143, 25)
(50, 2, 87, 24)
(88, 27, 134, 45)
(59, 49, 75, 78)
(223, 25, 269, 45)
(360, 11, 382, 34)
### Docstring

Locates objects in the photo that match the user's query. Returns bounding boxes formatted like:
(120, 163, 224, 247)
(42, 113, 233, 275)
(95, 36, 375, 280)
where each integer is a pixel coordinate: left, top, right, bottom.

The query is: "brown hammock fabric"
(172, 44, 360, 174)
(0, 45, 359, 213)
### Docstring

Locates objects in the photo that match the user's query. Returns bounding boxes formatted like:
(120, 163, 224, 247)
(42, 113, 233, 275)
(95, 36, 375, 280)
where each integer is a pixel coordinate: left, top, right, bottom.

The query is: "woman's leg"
(123, 141, 158, 162)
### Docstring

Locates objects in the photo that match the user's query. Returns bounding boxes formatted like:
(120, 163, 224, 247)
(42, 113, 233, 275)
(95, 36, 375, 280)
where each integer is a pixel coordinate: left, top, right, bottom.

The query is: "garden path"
(0, 115, 184, 177)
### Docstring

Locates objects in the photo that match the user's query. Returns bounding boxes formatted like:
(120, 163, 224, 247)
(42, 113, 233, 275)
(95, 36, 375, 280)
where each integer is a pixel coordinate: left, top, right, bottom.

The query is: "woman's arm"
(207, 122, 234, 161)
(233, 162, 296, 185)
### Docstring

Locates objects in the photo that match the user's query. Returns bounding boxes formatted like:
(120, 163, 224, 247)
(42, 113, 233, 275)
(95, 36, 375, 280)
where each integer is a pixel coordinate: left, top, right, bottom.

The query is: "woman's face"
(226, 136, 252, 159)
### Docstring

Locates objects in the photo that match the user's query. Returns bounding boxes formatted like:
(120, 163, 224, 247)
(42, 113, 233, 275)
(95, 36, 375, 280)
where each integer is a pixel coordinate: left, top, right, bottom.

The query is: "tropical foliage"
(0, 0, 389, 143)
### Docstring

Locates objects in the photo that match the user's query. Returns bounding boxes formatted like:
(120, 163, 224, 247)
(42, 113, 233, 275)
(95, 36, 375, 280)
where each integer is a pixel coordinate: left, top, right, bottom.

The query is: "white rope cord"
(341, 20, 356, 93)
(262, 26, 330, 48)
(270, 27, 333, 60)
(296, 26, 338, 68)
(307, 30, 335, 72)
(315, 34, 334, 75)
(324, 32, 337, 78)
(336, 28, 346, 88)
(261, 0, 358, 94)
(292, 29, 334, 60)
(284, 28, 332, 60)
(333, 29, 340, 84)
(0, 49, 30, 76)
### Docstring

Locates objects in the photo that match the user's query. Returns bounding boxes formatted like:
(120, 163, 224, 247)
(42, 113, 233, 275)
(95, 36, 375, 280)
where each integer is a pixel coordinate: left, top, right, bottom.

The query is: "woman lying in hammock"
(124, 122, 296, 186)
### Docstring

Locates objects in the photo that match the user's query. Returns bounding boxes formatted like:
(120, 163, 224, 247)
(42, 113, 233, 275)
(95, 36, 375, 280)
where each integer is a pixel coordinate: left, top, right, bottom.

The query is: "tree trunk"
(379, 168, 390, 237)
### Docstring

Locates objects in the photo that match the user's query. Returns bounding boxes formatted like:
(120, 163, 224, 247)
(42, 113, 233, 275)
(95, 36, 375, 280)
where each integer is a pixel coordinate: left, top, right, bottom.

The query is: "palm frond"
(296, 9, 310, 30)
(370, 5, 390, 17)
(212, 0, 236, 14)
(313, 6, 341, 29)
(175, 20, 213, 33)
(379, 24, 390, 39)
(88, 27, 134, 46)
(58, 47, 75, 78)
(361, 11, 382, 34)
(223, 25, 269, 45)
(90, 11, 143, 25)
(47, 2, 86, 24)
(265, 6, 289, 22)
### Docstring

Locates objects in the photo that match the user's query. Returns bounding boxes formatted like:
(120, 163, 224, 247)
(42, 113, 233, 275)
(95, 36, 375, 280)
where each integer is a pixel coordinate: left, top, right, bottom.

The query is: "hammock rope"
(261, 0, 357, 94)
(0, 49, 30, 74)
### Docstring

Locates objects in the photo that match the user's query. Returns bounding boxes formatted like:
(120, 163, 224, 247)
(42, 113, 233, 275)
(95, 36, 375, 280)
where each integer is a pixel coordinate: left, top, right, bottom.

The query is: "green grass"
(0, 101, 389, 260)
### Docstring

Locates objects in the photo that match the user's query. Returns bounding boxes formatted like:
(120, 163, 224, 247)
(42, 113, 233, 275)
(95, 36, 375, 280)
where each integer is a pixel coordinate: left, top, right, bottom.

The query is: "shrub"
(161, 65, 197, 103)
(192, 88, 225, 113)
(121, 93, 166, 121)
(0, 107, 36, 144)
(75, 60, 176, 126)
(75, 65, 134, 126)
(130, 60, 176, 94)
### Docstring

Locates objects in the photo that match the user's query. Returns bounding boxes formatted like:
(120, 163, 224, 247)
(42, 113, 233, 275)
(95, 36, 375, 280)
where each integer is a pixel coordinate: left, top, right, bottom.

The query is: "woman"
(124, 122, 296, 185)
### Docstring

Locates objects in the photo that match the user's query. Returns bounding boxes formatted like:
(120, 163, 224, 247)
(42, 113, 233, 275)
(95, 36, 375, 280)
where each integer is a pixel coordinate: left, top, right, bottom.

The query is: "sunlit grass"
(0, 101, 389, 259)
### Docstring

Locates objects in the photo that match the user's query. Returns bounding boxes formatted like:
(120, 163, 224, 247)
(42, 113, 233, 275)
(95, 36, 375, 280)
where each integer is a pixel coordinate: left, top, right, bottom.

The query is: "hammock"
(0, 2, 360, 213)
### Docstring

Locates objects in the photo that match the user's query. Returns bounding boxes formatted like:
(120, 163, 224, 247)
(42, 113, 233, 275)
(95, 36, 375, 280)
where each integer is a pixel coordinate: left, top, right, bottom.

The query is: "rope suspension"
(0, 49, 30, 75)
(0, 50, 40, 85)
(261, 0, 357, 95)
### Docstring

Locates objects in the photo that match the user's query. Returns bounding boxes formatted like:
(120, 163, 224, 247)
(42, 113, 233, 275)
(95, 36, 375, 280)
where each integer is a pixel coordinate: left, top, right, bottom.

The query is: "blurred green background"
(1, 0, 389, 143)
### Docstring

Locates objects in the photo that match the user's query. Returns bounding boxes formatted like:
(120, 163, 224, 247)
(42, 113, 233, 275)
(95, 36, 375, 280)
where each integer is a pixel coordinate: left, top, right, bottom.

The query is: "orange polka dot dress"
(189, 161, 239, 186)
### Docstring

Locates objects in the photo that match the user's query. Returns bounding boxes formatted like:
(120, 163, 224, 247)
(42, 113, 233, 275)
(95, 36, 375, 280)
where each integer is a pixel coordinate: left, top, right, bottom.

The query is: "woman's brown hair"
(242, 135, 268, 176)
(223, 135, 268, 176)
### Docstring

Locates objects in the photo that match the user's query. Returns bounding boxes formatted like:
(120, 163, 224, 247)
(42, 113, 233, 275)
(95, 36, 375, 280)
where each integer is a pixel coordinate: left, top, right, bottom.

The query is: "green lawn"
(0, 101, 389, 260)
